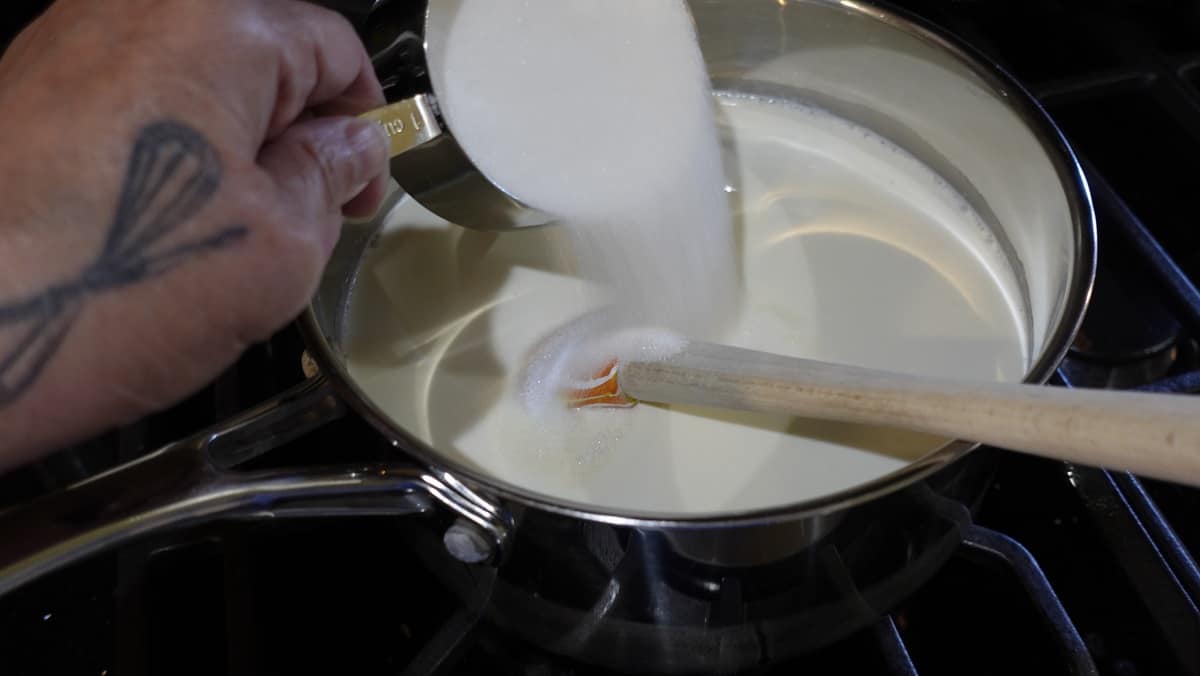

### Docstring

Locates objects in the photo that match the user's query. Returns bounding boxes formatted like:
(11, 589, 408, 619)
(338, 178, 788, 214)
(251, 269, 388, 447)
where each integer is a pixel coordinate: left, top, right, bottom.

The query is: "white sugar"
(426, 1, 738, 386)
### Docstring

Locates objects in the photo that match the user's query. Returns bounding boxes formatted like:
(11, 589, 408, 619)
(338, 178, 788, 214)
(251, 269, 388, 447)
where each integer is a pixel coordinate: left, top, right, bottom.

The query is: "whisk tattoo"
(0, 121, 248, 406)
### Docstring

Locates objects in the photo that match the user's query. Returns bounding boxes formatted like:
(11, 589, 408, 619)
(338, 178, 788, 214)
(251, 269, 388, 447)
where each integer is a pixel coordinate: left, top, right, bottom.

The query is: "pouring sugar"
(425, 0, 739, 353)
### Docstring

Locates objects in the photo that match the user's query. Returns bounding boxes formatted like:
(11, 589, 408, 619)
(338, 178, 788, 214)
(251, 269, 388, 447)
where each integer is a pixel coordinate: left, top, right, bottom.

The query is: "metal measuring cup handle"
(360, 94, 553, 231)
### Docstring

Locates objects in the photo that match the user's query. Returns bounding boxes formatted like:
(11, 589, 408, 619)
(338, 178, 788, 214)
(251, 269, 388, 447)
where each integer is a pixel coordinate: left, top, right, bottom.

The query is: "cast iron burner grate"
(3, 0, 1200, 674)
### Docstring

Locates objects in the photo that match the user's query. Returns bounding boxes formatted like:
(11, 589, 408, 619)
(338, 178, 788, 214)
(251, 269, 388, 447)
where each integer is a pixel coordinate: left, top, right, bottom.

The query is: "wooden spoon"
(575, 341, 1200, 486)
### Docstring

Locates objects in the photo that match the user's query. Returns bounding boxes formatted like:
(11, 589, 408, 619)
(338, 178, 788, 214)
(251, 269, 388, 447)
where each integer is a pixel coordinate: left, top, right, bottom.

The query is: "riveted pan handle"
(0, 375, 511, 597)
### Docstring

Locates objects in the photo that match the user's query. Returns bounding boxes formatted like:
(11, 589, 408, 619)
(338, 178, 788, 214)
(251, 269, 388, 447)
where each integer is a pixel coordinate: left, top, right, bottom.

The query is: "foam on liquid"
(520, 315, 688, 422)
(341, 90, 1029, 515)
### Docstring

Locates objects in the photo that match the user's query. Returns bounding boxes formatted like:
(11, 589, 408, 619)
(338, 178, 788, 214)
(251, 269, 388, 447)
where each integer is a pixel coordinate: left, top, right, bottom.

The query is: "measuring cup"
(356, 1, 553, 231)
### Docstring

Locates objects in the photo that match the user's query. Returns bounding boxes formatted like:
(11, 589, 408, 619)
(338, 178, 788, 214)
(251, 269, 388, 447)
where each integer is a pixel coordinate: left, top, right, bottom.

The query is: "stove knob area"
(443, 518, 496, 564)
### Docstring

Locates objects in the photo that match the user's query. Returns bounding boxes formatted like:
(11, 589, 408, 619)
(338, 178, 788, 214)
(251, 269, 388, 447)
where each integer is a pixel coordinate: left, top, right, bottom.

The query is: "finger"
(257, 116, 389, 249)
(263, 0, 386, 139)
(310, 55, 387, 119)
(342, 172, 390, 220)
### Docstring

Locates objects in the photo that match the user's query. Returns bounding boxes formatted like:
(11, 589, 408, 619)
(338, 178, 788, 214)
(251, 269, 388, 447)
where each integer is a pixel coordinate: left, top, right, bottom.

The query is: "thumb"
(258, 116, 389, 226)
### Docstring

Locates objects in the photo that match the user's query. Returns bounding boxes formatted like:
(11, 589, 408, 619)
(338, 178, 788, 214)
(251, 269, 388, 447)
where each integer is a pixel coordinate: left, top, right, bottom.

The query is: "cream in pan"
(342, 94, 1028, 515)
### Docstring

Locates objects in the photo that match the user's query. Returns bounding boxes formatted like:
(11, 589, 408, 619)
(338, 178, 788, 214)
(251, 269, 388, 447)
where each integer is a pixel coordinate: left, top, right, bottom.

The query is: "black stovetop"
(2, 1, 1200, 674)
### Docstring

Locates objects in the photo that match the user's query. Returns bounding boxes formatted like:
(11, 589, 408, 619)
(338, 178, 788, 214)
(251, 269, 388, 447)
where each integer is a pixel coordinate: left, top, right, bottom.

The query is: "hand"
(0, 0, 390, 468)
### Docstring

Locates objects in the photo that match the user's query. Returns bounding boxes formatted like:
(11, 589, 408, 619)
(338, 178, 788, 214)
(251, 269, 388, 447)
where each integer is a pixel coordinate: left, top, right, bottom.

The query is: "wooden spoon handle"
(621, 341, 1200, 486)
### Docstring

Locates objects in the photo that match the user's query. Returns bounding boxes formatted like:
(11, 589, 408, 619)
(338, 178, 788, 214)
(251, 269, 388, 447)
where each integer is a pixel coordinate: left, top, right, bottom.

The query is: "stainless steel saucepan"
(0, 1, 1095, 670)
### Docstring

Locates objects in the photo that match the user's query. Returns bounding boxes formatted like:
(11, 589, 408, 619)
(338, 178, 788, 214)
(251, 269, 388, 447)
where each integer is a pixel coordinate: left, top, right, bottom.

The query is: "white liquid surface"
(343, 96, 1029, 515)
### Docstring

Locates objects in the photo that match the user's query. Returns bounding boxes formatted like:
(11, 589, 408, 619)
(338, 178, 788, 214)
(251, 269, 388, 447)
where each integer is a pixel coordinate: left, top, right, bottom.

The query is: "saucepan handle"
(0, 375, 511, 597)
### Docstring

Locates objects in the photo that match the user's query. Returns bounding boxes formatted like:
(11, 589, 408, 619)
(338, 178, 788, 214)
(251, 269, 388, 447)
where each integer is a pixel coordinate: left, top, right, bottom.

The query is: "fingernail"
(346, 117, 389, 158)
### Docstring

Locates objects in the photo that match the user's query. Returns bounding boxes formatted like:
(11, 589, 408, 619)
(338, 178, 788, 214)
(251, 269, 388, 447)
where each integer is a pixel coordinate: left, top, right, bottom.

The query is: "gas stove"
(2, 1, 1200, 674)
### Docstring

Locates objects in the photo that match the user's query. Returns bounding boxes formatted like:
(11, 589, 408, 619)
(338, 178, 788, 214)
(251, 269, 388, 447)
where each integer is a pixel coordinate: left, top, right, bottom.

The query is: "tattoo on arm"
(0, 120, 248, 407)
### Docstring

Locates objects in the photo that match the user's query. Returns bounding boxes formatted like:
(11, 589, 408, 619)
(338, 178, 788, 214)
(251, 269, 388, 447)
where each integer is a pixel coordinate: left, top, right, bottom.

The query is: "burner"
(1063, 239, 1185, 388)
(473, 484, 977, 673)
(1071, 261, 1180, 362)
